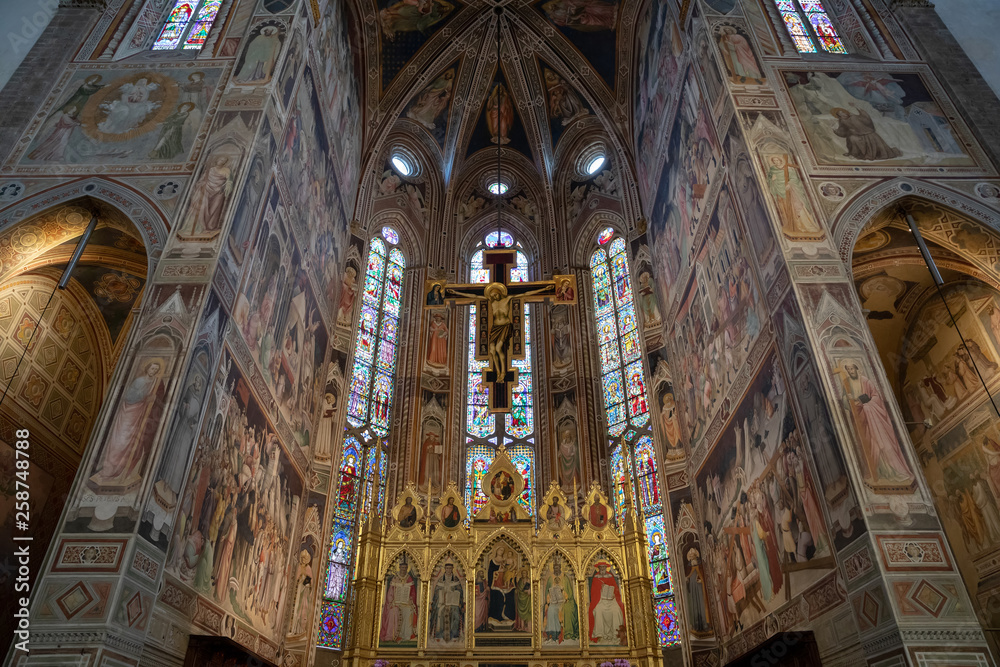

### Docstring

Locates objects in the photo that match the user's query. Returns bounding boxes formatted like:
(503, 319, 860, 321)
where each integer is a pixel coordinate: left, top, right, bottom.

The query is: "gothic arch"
(0, 188, 161, 277)
(474, 530, 533, 569)
(571, 211, 627, 269)
(834, 178, 1000, 265)
(382, 548, 424, 579)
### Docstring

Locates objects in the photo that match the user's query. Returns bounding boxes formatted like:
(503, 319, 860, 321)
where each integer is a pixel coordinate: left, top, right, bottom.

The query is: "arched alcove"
(850, 196, 1000, 654)
(0, 197, 149, 644)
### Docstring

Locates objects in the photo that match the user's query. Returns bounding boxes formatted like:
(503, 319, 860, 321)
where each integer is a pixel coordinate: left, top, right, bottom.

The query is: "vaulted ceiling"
(351, 0, 646, 226)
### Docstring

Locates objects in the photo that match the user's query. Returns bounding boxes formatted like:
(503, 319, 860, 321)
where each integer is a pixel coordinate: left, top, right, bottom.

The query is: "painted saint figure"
(379, 559, 419, 645)
(839, 360, 915, 485)
(429, 561, 464, 644)
(764, 154, 822, 239)
(588, 561, 625, 645)
(831, 104, 901, 160)
(486, 83, 513, 145)
(542, 559, 579, 643)
(188, 156, 235, 234)
(93, 361, 164, 483)
(236, 25, 283, 84)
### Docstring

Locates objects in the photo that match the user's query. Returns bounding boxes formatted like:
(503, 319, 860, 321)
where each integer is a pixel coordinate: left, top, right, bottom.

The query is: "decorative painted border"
(51, 538, 128, 573)
(874, 533, 953, 572)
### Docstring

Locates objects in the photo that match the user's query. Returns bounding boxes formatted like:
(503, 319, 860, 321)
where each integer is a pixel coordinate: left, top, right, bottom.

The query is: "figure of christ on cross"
(424, 249, 577, 413)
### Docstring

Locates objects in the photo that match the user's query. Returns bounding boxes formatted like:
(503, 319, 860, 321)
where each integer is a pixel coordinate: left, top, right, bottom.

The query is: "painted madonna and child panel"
(696, 353, 835, 636)
(784, 70, 974, 167)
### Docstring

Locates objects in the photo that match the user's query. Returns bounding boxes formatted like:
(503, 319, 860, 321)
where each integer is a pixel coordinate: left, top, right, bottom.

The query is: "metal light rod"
(906, 213, 943, 287)
(58, 213, 99, 289)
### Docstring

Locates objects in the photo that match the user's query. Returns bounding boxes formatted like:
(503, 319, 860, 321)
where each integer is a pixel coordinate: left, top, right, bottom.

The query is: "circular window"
(585, 154, 606, 175)
(382, 226, 399, 244)
(597, 227, 614, 245)
(485, 230, 514, 248)
(488, 181, 509, 196)
(391, 155, 412, 176)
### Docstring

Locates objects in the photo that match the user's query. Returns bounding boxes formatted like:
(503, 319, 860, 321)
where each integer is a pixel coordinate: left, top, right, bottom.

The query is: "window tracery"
(773, 0, 846, 53)
(464, 230, 536, 516)
(590, 231, 679, 647)
(318, 231, 403, 650)
(152, 0, 221, 50)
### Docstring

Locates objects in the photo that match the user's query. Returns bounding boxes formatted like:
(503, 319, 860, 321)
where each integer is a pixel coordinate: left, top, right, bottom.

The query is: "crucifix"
(425, 250, 577, 413)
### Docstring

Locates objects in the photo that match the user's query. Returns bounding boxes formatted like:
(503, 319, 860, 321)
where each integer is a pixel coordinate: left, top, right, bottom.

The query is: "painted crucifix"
(425, 249, 577, 413)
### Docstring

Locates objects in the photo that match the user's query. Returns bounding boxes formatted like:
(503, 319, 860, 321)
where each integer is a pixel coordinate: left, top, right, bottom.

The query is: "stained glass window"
(773, 0, 846, 53)
(319, 231, 404, 651)
(464, 231, 536, 517)
(589, 234, 678, 647)
(591, 238, 648, 436)
(152, 0, 220, 50)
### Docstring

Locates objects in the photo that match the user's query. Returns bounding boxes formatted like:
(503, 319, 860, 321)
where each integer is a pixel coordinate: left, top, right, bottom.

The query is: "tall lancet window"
(318, 228, 403, 651)
(590, 229, 679, 647)
(772, 0, 846, 53)
(152, 0, 222, 50)
(465, 230, 536, 517)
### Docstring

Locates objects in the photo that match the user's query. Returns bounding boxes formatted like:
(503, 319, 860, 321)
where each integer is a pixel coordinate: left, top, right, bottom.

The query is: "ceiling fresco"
(352, 0, 644, 210)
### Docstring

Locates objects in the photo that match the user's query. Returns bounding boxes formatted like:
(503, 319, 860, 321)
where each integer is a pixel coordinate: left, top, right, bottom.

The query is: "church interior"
(2, 0, 1000, 664)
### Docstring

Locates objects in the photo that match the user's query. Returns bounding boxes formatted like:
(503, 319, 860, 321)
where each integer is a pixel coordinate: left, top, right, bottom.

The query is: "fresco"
(784, 70, 974, 167)
(233, 19, 287, 86)
(670, 188, 765, 449)
(635, 0, 681, 194)
(696, 353, 834, 637)
(714, 24, 765, 86)
(281, 65, 350, 320)
(17, 66, 223, 168)
(318, 0, 361, 199)
(288, 491, 325, 639)
(773, 291, 864, 548)
(405, 63, 457, 147)
(140, 290, 228, 550)
(234, 201, 330, 451)
(540, 61, 591, 146)
(378, 0, 456, 89)
(466, 70, 533, 161)
(723, 118, 782, 289)
(69, 265, 145, 343)
(535, 0, 618, 87)
(648, 69, 721, 297)
(166, 348, 303, 638)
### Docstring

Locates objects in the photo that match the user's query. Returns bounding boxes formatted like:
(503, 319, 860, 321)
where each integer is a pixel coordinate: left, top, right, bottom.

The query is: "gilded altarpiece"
(339, 451, 664, 667)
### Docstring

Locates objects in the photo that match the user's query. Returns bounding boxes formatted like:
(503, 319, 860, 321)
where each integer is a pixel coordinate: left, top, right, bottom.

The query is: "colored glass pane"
(152, 0, 195, 49)
(609, 445, 631, 519)
(634, 436, 660, 513)
(799, 0, 846, 52)
(317, 601, 346, 648)
(654, 598, 681, 646)
(773, 0, 818, 52)
(382, 226, 399, 244)
(370, 372, 393, 436)
(597, 227, 614, 245)
(509, 445, 534, 513)
(620, 329, 641, 363)
(465, 445, 495, 516)
(485, 230, 514, 247)
(182, 0, 219, 48)
(645, 513, 667, 563)
(602, 373, 624, 406)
